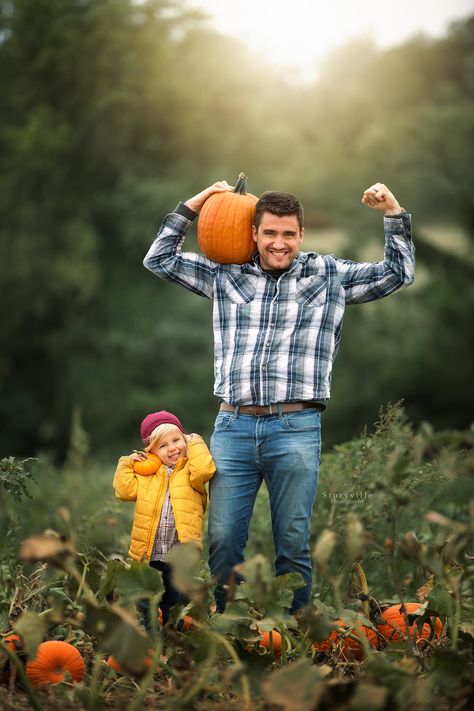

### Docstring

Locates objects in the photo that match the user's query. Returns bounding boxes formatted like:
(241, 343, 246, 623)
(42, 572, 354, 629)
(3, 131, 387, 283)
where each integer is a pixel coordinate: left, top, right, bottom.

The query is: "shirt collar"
(242, 251, 306, 276)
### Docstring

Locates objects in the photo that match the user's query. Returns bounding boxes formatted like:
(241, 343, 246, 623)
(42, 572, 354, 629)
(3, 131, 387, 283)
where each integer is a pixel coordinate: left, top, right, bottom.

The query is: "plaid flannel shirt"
(144, 203, 415, 405)
(150, 465, 178, 562)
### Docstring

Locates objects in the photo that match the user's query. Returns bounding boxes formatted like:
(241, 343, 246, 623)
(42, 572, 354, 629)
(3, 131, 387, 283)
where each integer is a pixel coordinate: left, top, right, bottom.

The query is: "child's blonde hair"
(145, 423, 189, 453)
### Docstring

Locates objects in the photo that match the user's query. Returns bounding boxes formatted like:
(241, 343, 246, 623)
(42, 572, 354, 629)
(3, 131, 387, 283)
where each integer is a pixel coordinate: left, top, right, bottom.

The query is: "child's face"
(151, 426, 187, 466)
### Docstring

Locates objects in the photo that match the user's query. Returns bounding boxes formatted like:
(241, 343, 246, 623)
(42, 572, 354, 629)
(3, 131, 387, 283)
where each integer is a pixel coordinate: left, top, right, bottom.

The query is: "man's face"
(252, 212, 303, 271)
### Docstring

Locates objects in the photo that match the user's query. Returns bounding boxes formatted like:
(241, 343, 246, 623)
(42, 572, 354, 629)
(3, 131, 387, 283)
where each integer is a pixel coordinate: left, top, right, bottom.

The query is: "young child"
(113, 410, 216, 625)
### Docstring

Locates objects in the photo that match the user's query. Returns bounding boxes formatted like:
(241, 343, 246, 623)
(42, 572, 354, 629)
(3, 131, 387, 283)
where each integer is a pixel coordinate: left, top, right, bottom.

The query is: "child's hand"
(131, 451, 147, 461)
(187, 433, 203, 442)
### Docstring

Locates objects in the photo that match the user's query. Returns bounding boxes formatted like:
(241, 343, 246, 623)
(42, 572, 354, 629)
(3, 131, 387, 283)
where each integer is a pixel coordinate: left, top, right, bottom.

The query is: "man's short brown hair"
(254, 192, 304, 230)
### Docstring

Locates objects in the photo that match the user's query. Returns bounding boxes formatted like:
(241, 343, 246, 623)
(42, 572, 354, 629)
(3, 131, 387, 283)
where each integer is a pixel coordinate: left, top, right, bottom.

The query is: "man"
(143, 181, 415, 613)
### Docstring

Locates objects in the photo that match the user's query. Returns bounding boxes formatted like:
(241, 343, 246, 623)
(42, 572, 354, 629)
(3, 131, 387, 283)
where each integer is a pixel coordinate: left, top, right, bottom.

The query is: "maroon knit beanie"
(140, 411, 186, 444)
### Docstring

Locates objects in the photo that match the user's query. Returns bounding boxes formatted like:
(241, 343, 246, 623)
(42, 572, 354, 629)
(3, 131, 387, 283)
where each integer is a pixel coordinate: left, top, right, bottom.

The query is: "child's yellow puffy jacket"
(113, 437, 216, 561)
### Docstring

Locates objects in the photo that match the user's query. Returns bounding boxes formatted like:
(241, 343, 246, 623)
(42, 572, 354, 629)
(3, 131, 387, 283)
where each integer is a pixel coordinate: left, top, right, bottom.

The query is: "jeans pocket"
(281, 410, 321, 432)
(213, 412, 235, 431)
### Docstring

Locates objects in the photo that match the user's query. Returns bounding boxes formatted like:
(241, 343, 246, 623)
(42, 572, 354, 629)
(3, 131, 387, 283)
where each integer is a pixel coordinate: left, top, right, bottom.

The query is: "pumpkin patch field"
(0, 405, 473, 710)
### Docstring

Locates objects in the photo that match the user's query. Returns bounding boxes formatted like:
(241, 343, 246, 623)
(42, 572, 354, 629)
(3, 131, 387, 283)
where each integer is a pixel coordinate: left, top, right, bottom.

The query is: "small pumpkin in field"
(2, 634, 24, 682)
(25, 641, 85, 687)
(133, 452, 161, 475)
(377, 603, 443, 647)
(258, 629, 282, 658)
(3, 634, 22, 653)
(106, 655, 124, 673)
(106, 653, 153, 676)
(198, 172, 258, 264)
(154, 609, 195, 630)
(313, 618, 378, 661)
(243, 628, 284, 657)
(181, 615, 197, 632)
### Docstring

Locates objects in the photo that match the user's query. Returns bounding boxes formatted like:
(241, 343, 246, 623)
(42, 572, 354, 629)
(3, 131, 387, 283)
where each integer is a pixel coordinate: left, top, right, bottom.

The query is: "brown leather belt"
(219, 402, 322, 416)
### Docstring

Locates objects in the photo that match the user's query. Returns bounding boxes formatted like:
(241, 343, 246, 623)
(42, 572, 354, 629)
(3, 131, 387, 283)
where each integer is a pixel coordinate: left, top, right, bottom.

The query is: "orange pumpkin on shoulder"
(133, 453, 161, 475)
(198, 172, 258, 264)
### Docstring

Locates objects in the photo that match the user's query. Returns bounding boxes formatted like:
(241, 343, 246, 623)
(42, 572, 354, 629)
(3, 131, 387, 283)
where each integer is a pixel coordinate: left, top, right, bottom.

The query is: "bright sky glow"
(190, 0, 474, 82)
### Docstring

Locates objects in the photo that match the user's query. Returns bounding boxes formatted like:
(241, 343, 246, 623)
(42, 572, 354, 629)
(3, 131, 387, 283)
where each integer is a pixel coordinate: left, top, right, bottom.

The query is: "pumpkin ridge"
(233, 196, 243, 261)
(216, 195, 230, 262)
(244, 199, 256, 261)
(226, 196, 237, 261)
(200, 192, 226, 262)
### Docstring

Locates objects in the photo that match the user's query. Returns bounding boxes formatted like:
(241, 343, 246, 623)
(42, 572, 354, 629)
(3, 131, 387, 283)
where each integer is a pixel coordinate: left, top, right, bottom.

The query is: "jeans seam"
(237, 476, 262, 551)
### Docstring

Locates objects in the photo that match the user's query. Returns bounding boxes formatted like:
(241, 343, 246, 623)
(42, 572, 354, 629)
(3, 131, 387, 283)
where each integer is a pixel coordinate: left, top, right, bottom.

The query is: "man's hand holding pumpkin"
(185, 181, 233, 214)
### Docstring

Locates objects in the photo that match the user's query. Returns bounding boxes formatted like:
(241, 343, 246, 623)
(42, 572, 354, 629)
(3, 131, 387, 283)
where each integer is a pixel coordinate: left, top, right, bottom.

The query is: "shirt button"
(265, 343, 270, 348)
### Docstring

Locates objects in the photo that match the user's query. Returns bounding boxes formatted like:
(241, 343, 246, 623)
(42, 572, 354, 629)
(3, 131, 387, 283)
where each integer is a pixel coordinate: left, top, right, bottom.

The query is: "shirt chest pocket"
(295, 276, 328, 308)
(224, 274, 258, 304)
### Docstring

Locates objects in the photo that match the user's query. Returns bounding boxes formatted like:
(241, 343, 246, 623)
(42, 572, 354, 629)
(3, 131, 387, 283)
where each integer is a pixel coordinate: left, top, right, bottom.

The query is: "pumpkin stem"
(233, 172, 248, 195)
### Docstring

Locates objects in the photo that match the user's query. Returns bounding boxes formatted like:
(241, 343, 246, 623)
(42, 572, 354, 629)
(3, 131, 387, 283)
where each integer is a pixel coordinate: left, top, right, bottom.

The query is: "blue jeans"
(209, 408, 321, 614)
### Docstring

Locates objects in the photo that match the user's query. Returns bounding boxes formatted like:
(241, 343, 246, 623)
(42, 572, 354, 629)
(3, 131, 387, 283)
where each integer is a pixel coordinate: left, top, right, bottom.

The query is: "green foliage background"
(0, 0, 473, 461)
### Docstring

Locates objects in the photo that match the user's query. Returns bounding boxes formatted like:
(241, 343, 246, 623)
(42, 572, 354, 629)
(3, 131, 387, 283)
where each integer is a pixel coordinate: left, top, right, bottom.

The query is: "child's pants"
(138, 560, 185, 631)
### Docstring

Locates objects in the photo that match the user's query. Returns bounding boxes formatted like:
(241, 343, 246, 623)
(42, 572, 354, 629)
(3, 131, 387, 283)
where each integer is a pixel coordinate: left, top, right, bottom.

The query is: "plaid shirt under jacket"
(150, 466, 178, 562)
(144, 203, 415, 406)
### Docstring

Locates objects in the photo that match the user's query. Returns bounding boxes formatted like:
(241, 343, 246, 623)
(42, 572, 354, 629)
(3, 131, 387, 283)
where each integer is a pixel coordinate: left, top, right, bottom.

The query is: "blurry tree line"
(0, 0, 473, 460)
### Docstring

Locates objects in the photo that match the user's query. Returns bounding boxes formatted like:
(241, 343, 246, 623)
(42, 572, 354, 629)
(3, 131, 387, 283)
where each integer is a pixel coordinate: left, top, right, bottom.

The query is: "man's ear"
(300, 227, 304, 243)
(252, 225, 258, 243)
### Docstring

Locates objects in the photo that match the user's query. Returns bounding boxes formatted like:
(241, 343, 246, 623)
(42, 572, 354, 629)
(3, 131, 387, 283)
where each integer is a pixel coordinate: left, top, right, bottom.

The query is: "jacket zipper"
(145, 463, 180, 558)
(169, 467, 180, 542)
(144, 472, 167, 559)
